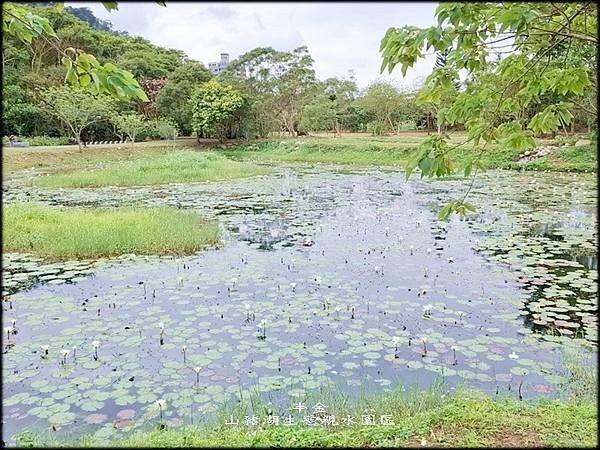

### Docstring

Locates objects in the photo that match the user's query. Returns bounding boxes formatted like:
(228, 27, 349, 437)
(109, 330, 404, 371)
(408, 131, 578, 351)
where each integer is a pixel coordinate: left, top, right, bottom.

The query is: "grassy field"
(2, 140, 176, 177)
(14, 388, 597, 448)
(3, 203, 220, 260)
(32, 150, 270, 188)
(219, 134, 597, 172)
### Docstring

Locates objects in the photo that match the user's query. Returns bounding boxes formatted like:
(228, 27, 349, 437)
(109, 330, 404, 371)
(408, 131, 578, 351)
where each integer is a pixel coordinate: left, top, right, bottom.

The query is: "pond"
(2, 164, 597, 444)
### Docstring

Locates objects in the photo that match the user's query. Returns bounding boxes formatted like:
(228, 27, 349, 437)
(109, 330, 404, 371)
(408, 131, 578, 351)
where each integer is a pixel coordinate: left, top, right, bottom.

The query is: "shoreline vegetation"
(3, 135, 594, 183)
(13, 385, 597, 448)
(30, 150, 270, 188)
(2, 203, 220, 260)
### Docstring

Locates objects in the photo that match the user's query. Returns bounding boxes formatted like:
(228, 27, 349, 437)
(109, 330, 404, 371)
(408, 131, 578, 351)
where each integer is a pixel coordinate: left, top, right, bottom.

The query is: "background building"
(208, 53, 230, 75)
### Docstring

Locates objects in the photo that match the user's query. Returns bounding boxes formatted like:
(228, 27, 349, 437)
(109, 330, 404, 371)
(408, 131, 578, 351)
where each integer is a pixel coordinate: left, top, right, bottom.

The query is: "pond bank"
(14, 388, 597, 447)
(218, 137, 597, 173)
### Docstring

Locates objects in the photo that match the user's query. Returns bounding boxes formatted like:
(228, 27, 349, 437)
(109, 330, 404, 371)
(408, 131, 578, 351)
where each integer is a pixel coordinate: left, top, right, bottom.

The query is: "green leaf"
(101, 2, 119, 11)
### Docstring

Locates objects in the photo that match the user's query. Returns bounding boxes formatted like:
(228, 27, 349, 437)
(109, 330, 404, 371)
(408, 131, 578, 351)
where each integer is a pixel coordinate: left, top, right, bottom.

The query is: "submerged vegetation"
(3, 203, 219, 259)
(32, 151, 270, 188)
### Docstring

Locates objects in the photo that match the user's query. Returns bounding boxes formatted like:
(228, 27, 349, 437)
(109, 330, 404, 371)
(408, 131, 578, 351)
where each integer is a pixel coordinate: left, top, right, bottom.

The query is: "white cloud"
(66, 1, 438, 89)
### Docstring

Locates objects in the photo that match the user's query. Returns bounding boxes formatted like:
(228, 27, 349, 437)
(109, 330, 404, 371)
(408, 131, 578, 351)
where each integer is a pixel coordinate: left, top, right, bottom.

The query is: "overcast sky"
(67, 2, 438, 89)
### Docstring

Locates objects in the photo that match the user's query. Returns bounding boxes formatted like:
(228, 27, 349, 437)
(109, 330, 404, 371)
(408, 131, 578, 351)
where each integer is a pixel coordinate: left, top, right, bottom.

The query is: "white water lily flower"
(92, 340, 100, 348)
(245, 303, 250, 310)
(4, 326, 14, 335)
(193, 367, 202, 374)
(509, 352, 519, 359)
(231, 277, 238, 285)
(315, 276, 322, 284)
(290, 282, 297, 289)
(61, 349, 70, 357)
(156, 399, 165, 408)
(374, 266, 380, 272)
(158, 322, 164, 330)
(10, 319, 16, 327)
(427, 248, 432, 254)
(450, 345, 458, 351)
(41, 345, 49, 352)
(392, 336, 400, 345)
(422, 337, 428, 343)
(181, 345, 188, 352)
(448, 256, 454, 263)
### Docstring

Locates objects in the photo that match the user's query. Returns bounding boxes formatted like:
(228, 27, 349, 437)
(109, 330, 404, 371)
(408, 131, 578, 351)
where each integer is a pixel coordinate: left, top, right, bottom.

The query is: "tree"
(190, 80, 245, 142)
(110, 112, 147, 148)
(299, 95, 337, 134)
(40, 86, 114, 150)
(155, 61, 213, 135)
(299, 76, 360, 135)
(221, 46, 318, 137)
(2, 1, 161, 101)
(274, 46, 318, 136)
(379, 2, 597, 219)
(358, 81, 405, 134)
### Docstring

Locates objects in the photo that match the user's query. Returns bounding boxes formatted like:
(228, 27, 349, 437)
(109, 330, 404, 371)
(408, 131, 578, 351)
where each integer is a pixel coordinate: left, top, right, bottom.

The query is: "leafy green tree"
(274, 46, 318, 136)
(299, 76, 360, 135)
(39, 86, 115, 150)
(2, 1, 161, 100)
(190, 80, 245, 141)
(219, 47, 281, 138)
(155, 61, 213, 135)
(379, 2, 597, 219)
(222, 46, 318, 137)
(358, 81, 405, 134)
(299, 95, 337, 133)
(110, 111, 147, 147)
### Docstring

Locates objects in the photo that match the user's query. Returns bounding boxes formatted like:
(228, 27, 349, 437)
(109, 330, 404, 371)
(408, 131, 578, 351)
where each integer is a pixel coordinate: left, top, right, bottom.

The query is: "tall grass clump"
(33, 150, 269, 188)
(3, 202, 220, 260)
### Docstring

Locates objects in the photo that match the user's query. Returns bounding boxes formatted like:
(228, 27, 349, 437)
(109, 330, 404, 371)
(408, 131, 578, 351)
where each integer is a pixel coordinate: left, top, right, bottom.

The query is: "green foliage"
(437, 199, 476, 221)
(3, 202, 219, 260)
(147, 117, 178, 141)
(34, 150, 270, 188)
(155, 61, 213, 135)
(190, 80, 246, 140)
(379, 2, 598, 214)
(39, 86, 116, 148)
(2, 135, 71, 146)
(110, 111, 147, 144)
(299, 95, 337, 133)
(2, 1, 161, 101)
(221, 46, 318, 137)
(17, 386, 597, 447)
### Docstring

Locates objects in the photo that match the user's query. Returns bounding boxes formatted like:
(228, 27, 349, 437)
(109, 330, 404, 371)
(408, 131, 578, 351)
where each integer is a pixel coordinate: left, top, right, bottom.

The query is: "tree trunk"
(77, 132, 83, 152)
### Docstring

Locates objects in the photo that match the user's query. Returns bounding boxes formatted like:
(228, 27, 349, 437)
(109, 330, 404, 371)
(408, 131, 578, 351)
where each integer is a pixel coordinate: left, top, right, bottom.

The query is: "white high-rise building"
(208, 53, 230, 75)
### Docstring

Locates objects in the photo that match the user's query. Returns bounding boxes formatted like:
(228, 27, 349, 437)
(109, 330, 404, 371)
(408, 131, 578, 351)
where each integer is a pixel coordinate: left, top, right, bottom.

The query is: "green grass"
(14, 387, 596, 448)
(32, 150, 270, 188)
(218, 135, 597, 172)
(2, 202, 220, 260)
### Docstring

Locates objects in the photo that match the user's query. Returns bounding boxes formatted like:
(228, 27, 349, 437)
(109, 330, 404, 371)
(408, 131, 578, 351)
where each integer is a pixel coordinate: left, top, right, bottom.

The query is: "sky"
(66, 2, 439, 89)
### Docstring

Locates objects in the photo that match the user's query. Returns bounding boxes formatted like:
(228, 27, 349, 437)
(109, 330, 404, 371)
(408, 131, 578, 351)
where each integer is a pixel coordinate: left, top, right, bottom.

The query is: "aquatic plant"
(92, 340, 100, 360)
(181, 345, 188, 363)
(61, 349, 69, 365)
